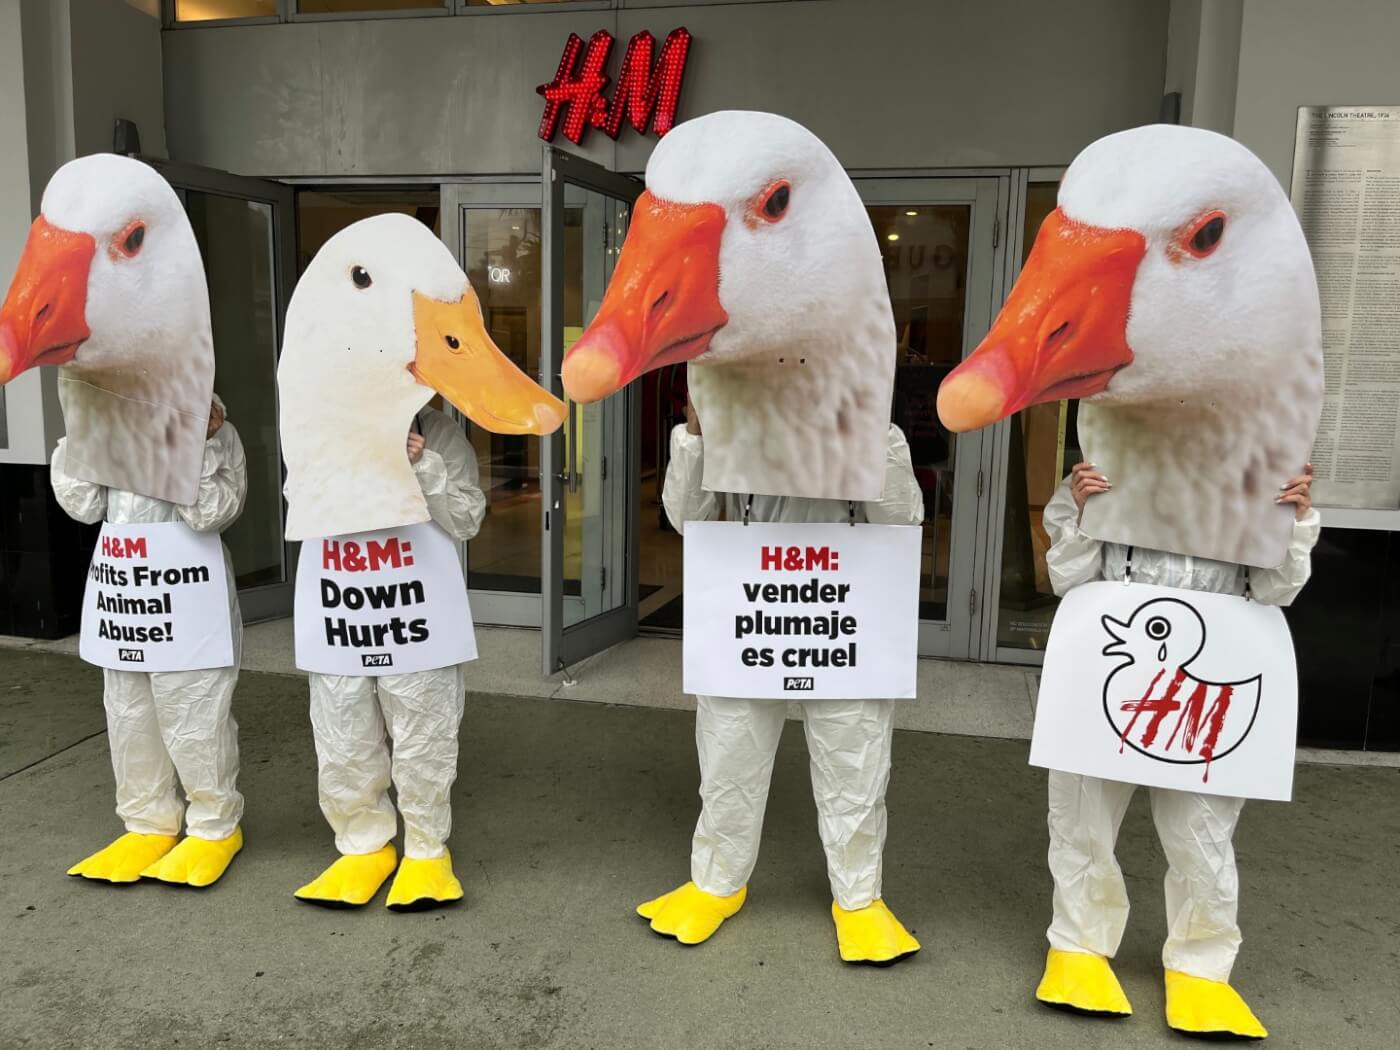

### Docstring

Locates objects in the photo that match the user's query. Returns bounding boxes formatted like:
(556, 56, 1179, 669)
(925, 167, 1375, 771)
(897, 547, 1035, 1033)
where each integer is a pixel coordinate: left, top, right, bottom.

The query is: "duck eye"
(1146, 616, 1171, 640)
(1185, 212, 1226, 258)
(445, 335, 460, 350)
(758, 181, 791, 223)
(351, 265, 373, 289)
(117, 222, 145, 259)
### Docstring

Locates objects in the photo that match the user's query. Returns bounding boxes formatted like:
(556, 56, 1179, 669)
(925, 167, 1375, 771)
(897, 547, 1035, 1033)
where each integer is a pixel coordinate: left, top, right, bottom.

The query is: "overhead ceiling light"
(905, 210, 918, 217)
(887, 232, 900, 242)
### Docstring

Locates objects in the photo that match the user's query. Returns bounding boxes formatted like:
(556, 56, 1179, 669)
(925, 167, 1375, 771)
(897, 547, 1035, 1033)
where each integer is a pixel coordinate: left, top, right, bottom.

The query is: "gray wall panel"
(163, 0, 1168, 178)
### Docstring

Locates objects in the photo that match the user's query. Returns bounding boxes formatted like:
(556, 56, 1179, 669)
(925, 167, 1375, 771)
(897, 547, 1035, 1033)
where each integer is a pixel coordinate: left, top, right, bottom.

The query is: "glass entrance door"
(154, 161, 297, 623)
(540, 149, 643, 674)
(855, 176, 1006, 659)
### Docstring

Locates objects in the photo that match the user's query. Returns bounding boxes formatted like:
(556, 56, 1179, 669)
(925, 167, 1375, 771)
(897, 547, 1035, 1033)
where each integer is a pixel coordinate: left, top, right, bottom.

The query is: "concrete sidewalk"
(2, 648, 1397, 1050)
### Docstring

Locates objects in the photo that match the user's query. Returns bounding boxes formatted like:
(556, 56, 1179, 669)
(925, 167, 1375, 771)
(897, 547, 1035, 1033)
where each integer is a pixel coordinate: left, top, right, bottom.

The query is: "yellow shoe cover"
(140, 827, 244, 888)
(636, 881, 747, 945)
(294, 845, 398, 908)
(67, 832, 178, 884)
(831, 899, 922, 965)
(1164, 970, 1268, 1039)
(386, 852, 464, 912)
(1036, 948, 1133, 1016)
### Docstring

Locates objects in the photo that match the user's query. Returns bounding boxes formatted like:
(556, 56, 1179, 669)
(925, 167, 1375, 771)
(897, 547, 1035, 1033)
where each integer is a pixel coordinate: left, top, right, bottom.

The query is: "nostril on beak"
(35, 303, 51, 325)
(445, 335, 461, 350)
(650, 291, 670, 314)
(1045, 320, 1071, 350)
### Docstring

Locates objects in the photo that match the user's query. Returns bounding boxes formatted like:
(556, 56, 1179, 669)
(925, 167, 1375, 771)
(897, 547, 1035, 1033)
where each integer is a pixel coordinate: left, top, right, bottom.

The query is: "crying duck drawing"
(1099, 596, 1263, 780)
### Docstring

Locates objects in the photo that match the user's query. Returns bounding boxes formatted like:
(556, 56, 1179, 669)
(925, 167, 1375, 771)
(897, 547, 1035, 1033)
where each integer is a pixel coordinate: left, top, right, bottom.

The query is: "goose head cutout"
(0, 153, 215, 505)
(278, 213, 566, 541)
(937, 125, 1323, 568)
(561, 111, 896, 501)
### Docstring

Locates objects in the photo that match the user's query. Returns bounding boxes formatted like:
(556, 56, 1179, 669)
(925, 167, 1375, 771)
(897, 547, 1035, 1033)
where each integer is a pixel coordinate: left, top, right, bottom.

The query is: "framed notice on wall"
(1291, 106, 1400, 511)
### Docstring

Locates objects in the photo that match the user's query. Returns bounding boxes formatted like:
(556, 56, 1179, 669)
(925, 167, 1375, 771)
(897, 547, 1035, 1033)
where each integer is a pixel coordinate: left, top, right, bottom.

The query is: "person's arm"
(1250, 465, 1320, 606)
(49, 437, 108, 524)
(1044, 467, 1107, 595)
(414, 411, 487, 542)
(862, 424, 924, 526)
(176, 405, 248, 533)
(661, 401, 719, 534)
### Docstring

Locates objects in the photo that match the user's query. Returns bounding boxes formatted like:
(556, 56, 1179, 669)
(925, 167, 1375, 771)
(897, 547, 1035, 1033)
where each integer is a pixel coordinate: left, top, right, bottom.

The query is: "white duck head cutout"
(938, 125, 1324, 568)
(561, 111, 897, 501)
(278, 213, 566, 541)
(0, 153, 215, 505)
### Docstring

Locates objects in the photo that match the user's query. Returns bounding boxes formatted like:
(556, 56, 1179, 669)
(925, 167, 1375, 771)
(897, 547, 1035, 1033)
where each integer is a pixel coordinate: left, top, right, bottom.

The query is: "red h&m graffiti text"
(1117, 667, 1236, 782)
(760, 547, 840, 572)
(101, 535, 148, 559)
(323, 538, 416, 573)
(537, 28, 693, 145)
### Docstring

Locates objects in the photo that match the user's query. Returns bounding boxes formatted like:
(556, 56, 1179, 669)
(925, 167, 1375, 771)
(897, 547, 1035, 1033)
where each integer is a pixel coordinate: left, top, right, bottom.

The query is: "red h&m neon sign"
(537, 28, 693, 145)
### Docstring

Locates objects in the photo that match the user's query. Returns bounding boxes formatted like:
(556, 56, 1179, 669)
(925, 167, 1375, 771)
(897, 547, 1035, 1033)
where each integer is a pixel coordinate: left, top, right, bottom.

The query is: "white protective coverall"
(662, 422, 923, 910)
(51, 401, 248, 840)
(307, 406, 486, 860)
(1042, 477, 1321, 982)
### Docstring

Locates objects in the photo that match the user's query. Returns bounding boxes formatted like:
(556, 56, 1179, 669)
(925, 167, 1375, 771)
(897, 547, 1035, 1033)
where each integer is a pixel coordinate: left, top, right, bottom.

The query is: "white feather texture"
(1061, 125, 1323, 568)
(279, 213, 467, 541)
(647, 111, 897, 501)
(43, 154, 214, 505)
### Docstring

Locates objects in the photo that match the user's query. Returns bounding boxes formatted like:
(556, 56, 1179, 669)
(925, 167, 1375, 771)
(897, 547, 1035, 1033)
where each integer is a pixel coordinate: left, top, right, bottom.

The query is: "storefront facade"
(3, 0, 1398, 749)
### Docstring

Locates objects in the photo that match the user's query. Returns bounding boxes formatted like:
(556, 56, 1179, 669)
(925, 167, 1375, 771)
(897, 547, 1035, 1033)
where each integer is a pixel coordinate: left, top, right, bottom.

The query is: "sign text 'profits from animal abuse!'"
(80, 522, 233, 672)
(294, 521, 477, 677)
(682, 522, 921, 700)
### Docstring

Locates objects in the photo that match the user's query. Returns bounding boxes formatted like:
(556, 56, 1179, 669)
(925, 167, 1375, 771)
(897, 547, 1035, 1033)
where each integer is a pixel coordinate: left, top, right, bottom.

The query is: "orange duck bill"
(0, 215, 96, 384)
(561, 191, 729, 404)
(412, 285, 566, 434)
(936, 208, 1146, 433)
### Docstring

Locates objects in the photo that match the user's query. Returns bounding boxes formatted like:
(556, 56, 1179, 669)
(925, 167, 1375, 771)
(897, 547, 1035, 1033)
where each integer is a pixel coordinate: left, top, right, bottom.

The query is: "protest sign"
(294, 521, 477, 676)
(1031, 580, 1299, 801)
(682, 521, 920, 700)
(79, 521, 233, 672)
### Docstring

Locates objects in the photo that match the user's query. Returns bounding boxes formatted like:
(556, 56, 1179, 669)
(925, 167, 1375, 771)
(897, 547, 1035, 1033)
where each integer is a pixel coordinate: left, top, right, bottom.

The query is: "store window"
(995, 181, 1080, 653)
(868, 205, 969, 621)
(296, 0, 445, 12)
(460, 208, 545, 595)
(174, 0, 276, 20)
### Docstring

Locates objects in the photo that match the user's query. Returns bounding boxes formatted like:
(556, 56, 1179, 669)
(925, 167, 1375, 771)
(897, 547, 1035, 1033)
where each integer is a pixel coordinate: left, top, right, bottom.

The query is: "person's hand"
(206, 399, 224, 439)
(407, 432, 426, 465)
(1069, 461, 1110, 523)
(684, 395, 701, 436)
(1277, 463, 1314, 521)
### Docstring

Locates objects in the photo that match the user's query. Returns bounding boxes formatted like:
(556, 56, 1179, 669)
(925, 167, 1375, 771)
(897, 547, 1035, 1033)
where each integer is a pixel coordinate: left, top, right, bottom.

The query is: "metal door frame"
(152, 159, 297, 624)
(852, 173, 1009, 660)
(442, 180, 552, 628)
(540, 147, 644, 674)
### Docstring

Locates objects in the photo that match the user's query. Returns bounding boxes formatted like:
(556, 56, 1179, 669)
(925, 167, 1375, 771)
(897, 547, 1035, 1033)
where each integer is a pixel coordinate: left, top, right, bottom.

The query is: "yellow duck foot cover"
(636, 881, 747, 945)
(831, 899, 922, 966)
(1164, 970, 1268, 1040)
(67, 832, 179, 884)
(386, 852, 465, 912)
(294, 845, 398, 908)
(1035, 948, 1133, 1016)
(140, 827, 244, 888)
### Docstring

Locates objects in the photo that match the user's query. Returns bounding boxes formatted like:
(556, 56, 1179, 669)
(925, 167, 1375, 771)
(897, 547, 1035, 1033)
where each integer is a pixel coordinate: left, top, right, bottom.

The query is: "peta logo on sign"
(118, 648, 145, 663)
(784, 677, 815, 691)
(361, 653, 394, 669)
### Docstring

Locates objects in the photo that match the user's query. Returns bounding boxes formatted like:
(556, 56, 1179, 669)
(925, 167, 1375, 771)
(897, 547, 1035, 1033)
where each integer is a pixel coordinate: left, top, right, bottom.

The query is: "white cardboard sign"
(1031, 580, 1299, 801)
(682, 521, 921, 700)
(294, 522, 477, 676)
(80, 522, 233, 673)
